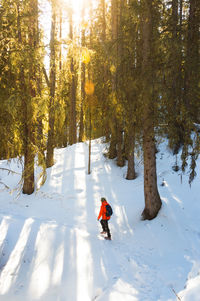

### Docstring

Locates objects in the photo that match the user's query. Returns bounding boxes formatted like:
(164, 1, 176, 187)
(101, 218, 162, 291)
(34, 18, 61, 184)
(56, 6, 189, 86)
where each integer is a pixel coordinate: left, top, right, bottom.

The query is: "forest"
(0, 0, 199, 220)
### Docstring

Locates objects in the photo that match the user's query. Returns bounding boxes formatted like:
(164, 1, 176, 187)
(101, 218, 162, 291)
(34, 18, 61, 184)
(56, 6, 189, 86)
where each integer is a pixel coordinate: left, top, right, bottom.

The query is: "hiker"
(97, 197, 112, 240)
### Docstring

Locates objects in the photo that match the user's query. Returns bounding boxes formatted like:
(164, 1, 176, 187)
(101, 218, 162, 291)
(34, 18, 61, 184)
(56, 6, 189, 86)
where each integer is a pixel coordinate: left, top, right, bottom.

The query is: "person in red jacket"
(97, 197, 111, 240)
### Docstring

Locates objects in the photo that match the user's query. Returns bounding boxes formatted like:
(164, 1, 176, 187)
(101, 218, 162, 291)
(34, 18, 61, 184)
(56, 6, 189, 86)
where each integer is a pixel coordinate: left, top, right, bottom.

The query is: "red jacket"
(98, 200, 110, 220)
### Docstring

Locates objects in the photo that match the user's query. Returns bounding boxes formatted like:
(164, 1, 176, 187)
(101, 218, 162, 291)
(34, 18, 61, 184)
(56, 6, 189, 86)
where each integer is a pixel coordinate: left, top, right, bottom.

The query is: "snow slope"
(0, 139, 199, 301)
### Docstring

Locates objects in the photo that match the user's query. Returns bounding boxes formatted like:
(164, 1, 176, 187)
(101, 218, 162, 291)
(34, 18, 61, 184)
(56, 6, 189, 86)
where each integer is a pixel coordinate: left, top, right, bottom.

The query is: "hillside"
(0, 139, 199, 301)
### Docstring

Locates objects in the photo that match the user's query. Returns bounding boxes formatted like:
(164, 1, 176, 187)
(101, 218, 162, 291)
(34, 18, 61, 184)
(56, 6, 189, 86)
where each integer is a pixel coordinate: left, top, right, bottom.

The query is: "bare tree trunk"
(23, 139, 35, 194)
(101, 0, 110, 141)
(167, 0, 184, 154)
(46, 0, 56, 167)
(22, 0, 39, 194)
(79, 55, 85, 142)
(87, 0, 94, 174)
(116, 0, 125, 168)
(69, 5, 77, 145)
(79, 2, 86, 142)
(88, 102, 92, 174)
(126, 128, 136, 180)
(108, 0, 118, 157)
(16, 2, 33, 194)
(142, 111, 161, 219)
(111, 0, 118, 92)
(141, 0, 161, 220)
(108, 127, 117, 159)
(59, 8, 62, 77)
(116, 127, 124, 167)
(184, 0, 199, 111)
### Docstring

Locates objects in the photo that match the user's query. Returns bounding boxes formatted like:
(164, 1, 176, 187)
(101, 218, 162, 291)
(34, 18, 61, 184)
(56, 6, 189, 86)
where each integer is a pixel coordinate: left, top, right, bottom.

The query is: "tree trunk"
(101, 0, 110, 142)
(116, 127, 124, 167)
(166, 0, 184, 154)
(22, 0, 39, 194)
(108, 133, 117, 159)
(126, 128, 136, 180)
(108, 0, 119, 161)
(141, 0, 161, 220)
(184, 0, 199, 112)
(69, 5, 77, 145)
(79, 2, 86, 142)
(23, 138, 35, 194)
(111, 0, 118, 92)
(88, 104, 92, 174)
(59, 8, 62, 78)
(46, 1, 56, 167)
(142, 111, 161, 219)
(116, 0, 125, 168)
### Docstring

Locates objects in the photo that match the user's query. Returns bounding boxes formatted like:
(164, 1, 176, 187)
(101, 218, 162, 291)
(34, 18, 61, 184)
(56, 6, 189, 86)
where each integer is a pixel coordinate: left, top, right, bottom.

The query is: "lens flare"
(85, 81, 94, 95)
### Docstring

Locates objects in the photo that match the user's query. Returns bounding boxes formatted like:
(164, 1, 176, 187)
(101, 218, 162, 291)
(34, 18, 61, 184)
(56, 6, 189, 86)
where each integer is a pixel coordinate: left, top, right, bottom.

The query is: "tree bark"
(108, 0, 119, 161)
(116, 127, 124, 167)
(116, 0, 125, 168)
(141, 0, 161, 220)
(111, 0, 118, 92)
(79, 2, 86, 142)
(88, 103, 92, 174)
(142, 110, 161, 219)
(184, 0, 199, 112)
(69, 5, 77, 145)
(101, 0, 110, 142)
(46, 0, 56, 167)
(166, 0, 184, 154)
(22, 0, 39, 194)
(126, 128, 136, 180)
(109, 137, 117, 159)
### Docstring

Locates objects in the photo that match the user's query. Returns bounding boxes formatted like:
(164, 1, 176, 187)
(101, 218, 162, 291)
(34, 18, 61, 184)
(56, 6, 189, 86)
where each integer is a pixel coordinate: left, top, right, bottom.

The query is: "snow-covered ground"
(0, 139, 199, 301)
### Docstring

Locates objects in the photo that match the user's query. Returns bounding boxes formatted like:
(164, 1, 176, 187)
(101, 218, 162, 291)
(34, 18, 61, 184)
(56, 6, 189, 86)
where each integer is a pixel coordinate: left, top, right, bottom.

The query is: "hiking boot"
(104, 237, 111, 240)
(100, 231, 106, 234)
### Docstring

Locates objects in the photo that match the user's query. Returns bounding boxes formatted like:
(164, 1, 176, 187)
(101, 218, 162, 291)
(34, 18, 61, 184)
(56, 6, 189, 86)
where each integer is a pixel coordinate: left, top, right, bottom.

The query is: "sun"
(72, 0, 84, 9)
(60, 0, 97, 27)
(71, 0, 91, 26)
(72, 0, 84, 24)
(40, 0, 96, 50)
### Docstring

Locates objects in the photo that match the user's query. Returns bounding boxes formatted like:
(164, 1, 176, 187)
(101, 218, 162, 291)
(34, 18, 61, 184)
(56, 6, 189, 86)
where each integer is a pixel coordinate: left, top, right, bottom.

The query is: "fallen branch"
(0, 181, 10, 190)
(0, 167, 21, 175)
(171, 286, 181, 301)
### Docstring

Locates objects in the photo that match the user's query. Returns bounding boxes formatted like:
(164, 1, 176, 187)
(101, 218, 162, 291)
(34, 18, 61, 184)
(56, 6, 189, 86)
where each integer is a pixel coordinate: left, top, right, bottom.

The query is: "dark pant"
(100, 219, 111, 238)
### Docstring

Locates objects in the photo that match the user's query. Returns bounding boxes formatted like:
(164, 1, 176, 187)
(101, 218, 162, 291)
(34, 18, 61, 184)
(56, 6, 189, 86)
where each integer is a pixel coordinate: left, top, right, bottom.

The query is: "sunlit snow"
(0, 138, 199, 301)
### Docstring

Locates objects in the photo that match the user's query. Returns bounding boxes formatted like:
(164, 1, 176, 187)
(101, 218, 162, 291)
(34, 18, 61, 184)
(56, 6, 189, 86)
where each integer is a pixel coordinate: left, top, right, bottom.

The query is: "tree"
(181, 0, 200, 183)
(0, 0, 19, 159)
(46, 0, 57, 168)
(141, 0, 162, 220)
(0, 0, 45, 193)
(161, 0, 200, 183)
(79, 0, 86, 142)
(163, 0, 184, 155)
(68, 1, 77, 145)
(22, 0, 40, 194)
(184, 0, 199, 115)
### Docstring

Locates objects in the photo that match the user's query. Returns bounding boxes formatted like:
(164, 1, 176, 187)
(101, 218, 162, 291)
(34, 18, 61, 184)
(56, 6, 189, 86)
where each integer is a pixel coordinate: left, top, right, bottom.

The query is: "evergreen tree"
(68, 1, 77, 145)
(78, 0, 86, 142)
(0, 0, 46, 193)
(140, 0, 162, 220)
(181, 0, 200, 183)
(22, 0, 40, 194)
(46, 0, 57, 168)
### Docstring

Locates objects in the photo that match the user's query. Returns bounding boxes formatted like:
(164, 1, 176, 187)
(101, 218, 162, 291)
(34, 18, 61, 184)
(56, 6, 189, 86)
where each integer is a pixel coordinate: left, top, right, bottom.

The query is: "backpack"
(106, 204, 113, 217)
